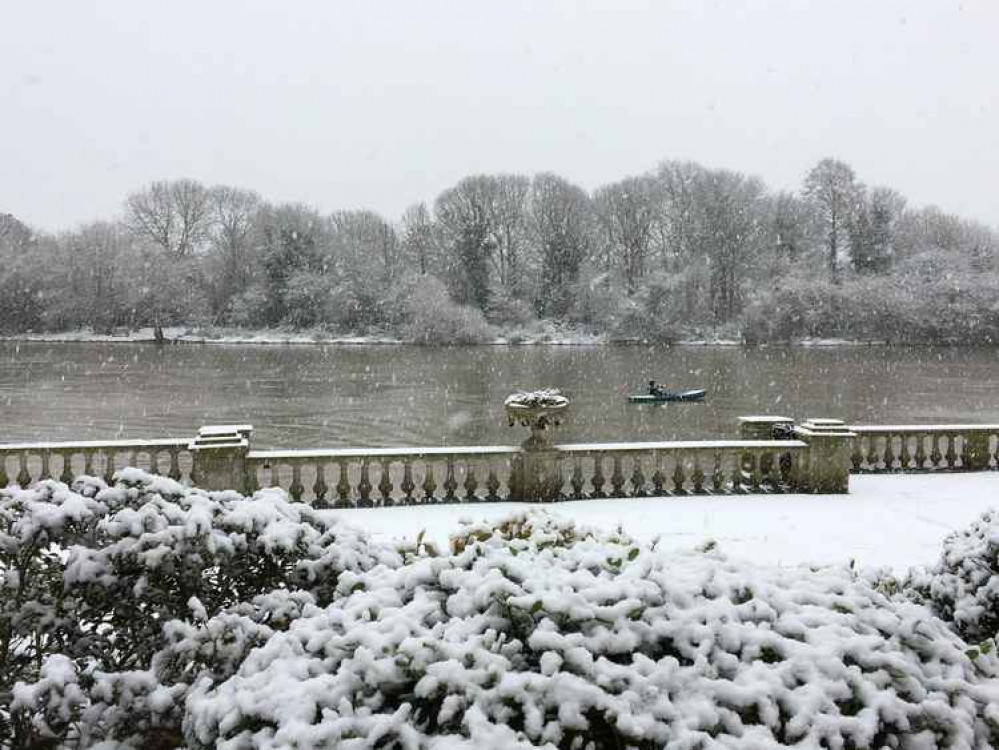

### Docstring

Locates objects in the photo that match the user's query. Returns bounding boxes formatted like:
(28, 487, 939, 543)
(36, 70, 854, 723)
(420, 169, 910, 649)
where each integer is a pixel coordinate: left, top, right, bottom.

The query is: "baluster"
(570, 456, 585, 500)
(992, 432, 999, 468)
(443, 458, 457, 503)
(422, 462, 437, 502)
(712, 452, 724, 492)
(630, 456, 646, 497)
(16, 452, 31, 487)
(778, 449, 793, 488)
(168, 449, 182, 481)
(40, 451, 51, 481)
(945, 434, 957, 469)
(749, 451, 761, 491)
(930, 434, 943, 469)
(692, 454, 705, 493)
(591, 456, 606, 498)
(850, 437, 863, 472)
(730, 452, 744, 493)
(127, 450, 137, 470)
(960, 433, 971, 469)
(401, 461, 416, 504)
(610, 456, 625, 497)
(882, 433, 896, 471)
(651, 452, 664, 496)
(83, 449, 95, 478)
(313, 463, 329, 507)
(0, 456, 8, 488)
(103, 451, 116, 485)
(463, 463, 478, 502)
(899, 435, 912, 470)
(358, 460, 373, 507)
(672, 457, 686, 494)
(288, 463, 304, 501)
(866, 435, 880, 471)
(379, 461, 394, 506)
(914, 432, 927, 470)
(485, 467, 500, 502)
(336, 461, 351, 507)
(60, 451, 74, 484)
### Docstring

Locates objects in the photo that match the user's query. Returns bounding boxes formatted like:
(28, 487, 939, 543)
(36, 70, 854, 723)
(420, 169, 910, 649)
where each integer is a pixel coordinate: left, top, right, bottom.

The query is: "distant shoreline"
(0, 327, 903, 348)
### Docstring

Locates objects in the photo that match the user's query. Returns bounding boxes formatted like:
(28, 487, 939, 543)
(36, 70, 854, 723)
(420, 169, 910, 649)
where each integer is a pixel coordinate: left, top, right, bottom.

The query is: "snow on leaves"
(3, 473, 999, 749)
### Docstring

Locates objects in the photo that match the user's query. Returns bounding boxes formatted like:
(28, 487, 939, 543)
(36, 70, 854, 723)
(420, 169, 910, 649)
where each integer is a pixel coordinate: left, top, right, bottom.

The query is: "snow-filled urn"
(504, 388, 569, 449)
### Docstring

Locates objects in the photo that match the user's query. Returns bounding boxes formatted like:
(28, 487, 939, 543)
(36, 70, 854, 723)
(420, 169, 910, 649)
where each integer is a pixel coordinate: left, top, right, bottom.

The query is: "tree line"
(2, 157, 997, 344)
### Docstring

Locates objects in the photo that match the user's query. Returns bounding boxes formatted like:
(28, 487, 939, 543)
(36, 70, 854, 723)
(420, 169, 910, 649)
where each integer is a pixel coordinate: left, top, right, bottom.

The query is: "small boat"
(628, 388, 706, 403)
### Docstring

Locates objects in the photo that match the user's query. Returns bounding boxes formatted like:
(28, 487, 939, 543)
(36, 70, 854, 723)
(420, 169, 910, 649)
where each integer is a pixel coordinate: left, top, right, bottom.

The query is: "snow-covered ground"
(322, 472, 999, 571)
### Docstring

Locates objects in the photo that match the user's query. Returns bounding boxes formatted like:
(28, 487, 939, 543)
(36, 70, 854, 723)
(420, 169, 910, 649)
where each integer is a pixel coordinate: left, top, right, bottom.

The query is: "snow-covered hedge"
(4, 473, 999, 749)
(911, 508, 999, 647)
(0, 470, 391, 749)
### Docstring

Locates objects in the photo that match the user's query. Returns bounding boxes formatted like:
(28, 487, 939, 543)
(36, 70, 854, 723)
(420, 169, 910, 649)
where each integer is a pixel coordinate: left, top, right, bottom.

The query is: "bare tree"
(528, 173, 593, 318)
(207, 185, 261, 317)
(690, 169, 766, 321)
(654, 161, 705, 271)
(594, 174, 660, 293)
(401, 202, 437, 275)
(126, 179, 212, 256)
(803, 158, 864, 280)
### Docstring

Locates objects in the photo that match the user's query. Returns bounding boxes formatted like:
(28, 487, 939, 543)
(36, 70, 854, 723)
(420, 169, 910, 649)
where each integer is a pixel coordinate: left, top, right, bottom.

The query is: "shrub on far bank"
(402, 275, 495, 344)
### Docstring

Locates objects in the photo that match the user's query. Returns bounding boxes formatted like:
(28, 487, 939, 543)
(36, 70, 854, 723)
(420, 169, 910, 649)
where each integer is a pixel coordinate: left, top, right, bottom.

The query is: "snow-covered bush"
(910, 508, 999, 645)
(5, 480, 999, 749)
(187, 511, 999, 750)
(0, 471, 390, 749)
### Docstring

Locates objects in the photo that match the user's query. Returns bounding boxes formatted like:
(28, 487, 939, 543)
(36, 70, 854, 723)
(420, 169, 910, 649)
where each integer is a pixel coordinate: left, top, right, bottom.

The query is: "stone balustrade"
(0, 438, 193, 487)
(849, 425, 999, 472)
(3, 414, 998, 504)
(246, 439, 808, 506)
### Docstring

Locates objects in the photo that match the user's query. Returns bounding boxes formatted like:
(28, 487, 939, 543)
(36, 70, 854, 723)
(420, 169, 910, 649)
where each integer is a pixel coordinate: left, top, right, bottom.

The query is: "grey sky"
(2, 0, 997, 232)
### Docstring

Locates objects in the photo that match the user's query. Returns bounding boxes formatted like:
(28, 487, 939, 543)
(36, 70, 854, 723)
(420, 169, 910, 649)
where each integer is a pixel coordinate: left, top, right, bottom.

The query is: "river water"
(1, 342, 997, 449)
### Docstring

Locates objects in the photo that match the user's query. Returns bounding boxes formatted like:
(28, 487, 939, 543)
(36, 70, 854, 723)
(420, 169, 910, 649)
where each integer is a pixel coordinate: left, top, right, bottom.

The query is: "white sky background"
(2, 0, 997, 232)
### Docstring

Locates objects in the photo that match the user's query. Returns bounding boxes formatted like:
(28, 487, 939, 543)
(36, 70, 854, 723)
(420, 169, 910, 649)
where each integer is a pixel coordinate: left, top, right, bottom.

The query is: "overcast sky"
(2, 0, 997, 232)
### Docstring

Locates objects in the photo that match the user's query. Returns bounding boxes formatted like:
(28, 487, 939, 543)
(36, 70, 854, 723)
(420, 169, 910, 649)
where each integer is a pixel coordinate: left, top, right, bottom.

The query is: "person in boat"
(648, 380, 661, 396)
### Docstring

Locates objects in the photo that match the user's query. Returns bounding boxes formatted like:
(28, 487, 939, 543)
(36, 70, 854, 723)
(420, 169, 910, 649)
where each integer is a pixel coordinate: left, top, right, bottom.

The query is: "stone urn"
(504, 388, 569, 450)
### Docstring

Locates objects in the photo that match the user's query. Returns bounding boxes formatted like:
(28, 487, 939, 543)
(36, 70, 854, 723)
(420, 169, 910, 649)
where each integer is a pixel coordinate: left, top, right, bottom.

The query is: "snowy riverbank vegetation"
(4, 470, 999, 748)
(2, 158, 999, 346)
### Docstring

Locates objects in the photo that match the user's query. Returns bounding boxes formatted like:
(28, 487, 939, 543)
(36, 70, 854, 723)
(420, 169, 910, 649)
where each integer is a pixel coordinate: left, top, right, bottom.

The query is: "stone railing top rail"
(0, 438, 190, 453)
(247, 445, 524, 461)
(850, 424, 999, 433)
(247, 439, 808, 463)
(552, 439, 807, 452)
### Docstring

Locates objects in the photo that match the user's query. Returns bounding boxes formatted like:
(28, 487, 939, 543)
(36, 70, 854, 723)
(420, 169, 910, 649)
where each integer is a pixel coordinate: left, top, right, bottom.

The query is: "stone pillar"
(189, 424, 253, 493)
(965, 431, 991, 471)
(793, 418, 856, 494)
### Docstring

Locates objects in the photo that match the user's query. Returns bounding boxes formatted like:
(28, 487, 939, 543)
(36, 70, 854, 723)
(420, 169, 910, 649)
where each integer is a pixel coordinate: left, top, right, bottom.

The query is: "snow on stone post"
(793, 418, 855, 493)
(189, 424, 253, 493)
(505, 390, 568, 502)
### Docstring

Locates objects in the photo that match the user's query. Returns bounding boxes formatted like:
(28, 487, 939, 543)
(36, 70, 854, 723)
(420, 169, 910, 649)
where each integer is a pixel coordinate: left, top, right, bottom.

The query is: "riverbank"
(0, 326, 884, 347)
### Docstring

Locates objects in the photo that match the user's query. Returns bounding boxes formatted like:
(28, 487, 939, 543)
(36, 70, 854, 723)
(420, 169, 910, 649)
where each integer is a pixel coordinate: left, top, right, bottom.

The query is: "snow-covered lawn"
(322, 472, 999, 571)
